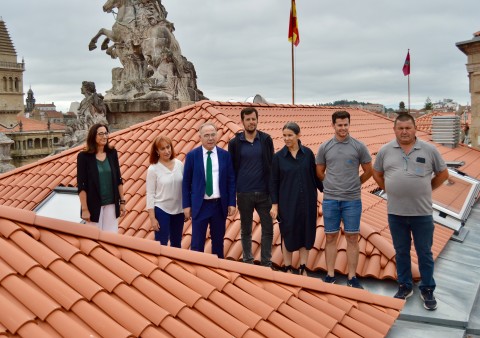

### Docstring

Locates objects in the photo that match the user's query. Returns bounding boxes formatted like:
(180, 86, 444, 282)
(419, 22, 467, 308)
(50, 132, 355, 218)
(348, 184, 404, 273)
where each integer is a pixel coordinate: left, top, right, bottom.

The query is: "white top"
(146, 158, 184, 214)
(202, 146, 220, 199)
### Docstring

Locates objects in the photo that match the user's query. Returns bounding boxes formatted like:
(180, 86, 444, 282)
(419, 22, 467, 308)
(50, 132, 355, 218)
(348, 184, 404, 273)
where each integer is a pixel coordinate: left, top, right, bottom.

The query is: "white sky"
(1, 0, 479, 113)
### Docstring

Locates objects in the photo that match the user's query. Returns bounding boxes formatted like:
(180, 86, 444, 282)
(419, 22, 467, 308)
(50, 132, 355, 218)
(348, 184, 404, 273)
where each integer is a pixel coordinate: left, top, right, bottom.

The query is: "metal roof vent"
(431, 115, 460, 148)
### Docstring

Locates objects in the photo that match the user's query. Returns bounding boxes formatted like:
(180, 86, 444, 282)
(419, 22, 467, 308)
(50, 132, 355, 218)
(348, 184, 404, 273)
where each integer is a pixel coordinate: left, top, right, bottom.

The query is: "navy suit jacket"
(182, 146, 236, 220)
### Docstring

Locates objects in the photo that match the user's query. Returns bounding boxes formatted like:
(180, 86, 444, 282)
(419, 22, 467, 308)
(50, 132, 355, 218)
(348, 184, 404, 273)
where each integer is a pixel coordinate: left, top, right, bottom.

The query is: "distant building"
(30, 108, 64, 124)
(0, 19, 65, 169)
(362, 104, 385, 113)
(63, 111, 77, 124)
(432, 98, 458, 112)
(0, 18, 24, 127)
(25, 87, 35, 117)
(0, 116, 65, 167)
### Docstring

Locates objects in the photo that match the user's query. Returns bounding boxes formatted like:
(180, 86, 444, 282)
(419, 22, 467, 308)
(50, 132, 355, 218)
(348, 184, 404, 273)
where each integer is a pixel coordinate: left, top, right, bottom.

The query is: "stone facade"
(457, 34, 480, 149)
(0, 19, 24, 127)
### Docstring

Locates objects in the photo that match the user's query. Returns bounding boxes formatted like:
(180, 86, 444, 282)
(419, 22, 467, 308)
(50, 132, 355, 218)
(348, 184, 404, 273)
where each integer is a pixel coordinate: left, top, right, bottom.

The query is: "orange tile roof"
(2, 100, 476, 281)
(0, 204, 403, 337)
(0, 117, 65, 133)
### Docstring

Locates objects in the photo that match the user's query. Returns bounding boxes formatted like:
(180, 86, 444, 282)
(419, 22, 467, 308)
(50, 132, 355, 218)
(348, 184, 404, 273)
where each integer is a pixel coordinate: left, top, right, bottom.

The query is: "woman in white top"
(146, 135, 184, 247)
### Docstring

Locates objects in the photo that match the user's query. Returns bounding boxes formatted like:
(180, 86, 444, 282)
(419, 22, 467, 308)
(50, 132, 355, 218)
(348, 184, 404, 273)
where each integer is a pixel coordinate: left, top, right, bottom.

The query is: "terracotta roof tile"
(4, 205, 402, 336)
(0, 101, 473, 288)
(0, 116, 65, 133)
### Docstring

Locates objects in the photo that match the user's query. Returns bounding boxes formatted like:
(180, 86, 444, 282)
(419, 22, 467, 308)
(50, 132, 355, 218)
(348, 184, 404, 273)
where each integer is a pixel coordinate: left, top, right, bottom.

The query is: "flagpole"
(291, 36, 295, 104)
(408, 74, 410, 113)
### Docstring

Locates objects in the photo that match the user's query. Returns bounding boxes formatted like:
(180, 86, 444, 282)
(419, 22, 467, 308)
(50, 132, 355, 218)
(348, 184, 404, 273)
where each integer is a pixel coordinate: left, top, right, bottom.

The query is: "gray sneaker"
(394, 284, 413, 299)
(420, 288, 437, 310)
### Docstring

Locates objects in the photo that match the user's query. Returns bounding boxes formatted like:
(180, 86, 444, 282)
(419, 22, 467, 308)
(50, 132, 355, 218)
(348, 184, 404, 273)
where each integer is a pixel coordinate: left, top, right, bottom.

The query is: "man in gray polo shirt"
(316, 110, 372, 289)
(373, 113, 448, 310)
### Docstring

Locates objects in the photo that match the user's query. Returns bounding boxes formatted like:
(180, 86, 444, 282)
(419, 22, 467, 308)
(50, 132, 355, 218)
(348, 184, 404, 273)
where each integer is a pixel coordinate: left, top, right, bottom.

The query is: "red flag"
(288, 0, 300, 46)
(402, 51, 410, 76)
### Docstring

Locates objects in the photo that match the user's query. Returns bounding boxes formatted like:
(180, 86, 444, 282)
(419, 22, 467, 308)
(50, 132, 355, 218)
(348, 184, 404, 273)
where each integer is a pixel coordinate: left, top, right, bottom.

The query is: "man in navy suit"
(182, 122, 236, 258)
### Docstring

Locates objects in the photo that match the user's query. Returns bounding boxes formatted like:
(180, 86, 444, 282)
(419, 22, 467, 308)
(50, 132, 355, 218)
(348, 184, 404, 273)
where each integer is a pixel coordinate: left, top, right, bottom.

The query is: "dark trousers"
(388, 214, 436, 291)
(154, 206, 184, 248)
(191, 199, 226, 258)
(237, 192, 273, 266)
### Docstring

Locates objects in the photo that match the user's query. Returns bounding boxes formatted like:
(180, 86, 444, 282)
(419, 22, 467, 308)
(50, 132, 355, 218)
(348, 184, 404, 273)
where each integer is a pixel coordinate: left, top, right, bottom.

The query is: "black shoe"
(324, 274, 336, 284)
(420, 288, 438, 310)
(283, 265, 293, 273)
(298, 264, 307, 276)
(347, 276, 364, 289)
(394, 284, 413, 299)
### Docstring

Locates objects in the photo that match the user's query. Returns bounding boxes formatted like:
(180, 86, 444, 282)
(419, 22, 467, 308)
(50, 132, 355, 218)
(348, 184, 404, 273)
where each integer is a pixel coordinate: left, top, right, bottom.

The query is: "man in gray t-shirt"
(316, 111, 372, 289)
(373, 113, 448, 310)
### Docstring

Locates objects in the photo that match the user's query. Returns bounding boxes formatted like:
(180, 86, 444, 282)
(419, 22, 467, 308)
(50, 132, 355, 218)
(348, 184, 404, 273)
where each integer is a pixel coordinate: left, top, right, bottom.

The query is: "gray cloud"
(1, 0, 478, 112)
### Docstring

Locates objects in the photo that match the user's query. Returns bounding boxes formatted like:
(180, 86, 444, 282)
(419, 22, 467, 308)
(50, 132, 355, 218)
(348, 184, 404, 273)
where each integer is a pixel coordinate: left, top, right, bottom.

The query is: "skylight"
(34, 187, 83, 223)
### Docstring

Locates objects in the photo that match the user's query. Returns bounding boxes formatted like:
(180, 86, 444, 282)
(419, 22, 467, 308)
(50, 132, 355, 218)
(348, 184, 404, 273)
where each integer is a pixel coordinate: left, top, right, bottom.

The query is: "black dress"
(270, 144, 323, 251)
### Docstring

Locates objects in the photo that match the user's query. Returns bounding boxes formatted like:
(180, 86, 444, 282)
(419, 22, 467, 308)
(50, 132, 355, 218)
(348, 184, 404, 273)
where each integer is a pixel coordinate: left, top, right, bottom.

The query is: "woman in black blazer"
(77, 123, 125, 232)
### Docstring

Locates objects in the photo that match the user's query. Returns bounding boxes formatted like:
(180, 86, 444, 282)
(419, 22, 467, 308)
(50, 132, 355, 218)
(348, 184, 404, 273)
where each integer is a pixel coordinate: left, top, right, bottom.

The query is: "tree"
(424, 97, 433, 111)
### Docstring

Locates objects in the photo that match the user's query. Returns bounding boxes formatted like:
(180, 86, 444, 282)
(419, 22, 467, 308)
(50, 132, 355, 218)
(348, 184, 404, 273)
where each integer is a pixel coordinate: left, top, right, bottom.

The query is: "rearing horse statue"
(89, 0, 205, 102)
(89, 0, 138, 53)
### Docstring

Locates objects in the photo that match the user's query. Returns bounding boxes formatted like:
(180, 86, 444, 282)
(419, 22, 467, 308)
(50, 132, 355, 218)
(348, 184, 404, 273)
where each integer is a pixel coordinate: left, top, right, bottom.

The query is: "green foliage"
(424, 97, 433, 110)
(317, 99, 371, 106)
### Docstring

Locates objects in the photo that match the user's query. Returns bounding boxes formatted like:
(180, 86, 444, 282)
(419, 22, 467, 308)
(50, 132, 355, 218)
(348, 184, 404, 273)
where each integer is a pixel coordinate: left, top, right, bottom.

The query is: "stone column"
(457, 33, 480, 149)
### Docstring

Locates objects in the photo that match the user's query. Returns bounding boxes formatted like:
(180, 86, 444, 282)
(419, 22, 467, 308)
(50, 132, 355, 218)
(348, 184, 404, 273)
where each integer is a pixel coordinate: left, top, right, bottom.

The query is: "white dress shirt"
(145, 158, 184, 214)
(202, 146, 220, 199)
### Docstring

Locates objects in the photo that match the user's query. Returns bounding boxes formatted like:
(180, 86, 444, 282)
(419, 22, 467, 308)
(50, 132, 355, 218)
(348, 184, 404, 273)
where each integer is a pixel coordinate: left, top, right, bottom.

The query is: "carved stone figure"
(63, 81, 108, 147)
(0, 133, 15, 173)
(89, 0, 206, 102)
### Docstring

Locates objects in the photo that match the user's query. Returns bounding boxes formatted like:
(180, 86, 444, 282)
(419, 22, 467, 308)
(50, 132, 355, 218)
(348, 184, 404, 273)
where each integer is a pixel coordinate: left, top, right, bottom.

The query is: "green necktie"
(206, 150, 213, 196)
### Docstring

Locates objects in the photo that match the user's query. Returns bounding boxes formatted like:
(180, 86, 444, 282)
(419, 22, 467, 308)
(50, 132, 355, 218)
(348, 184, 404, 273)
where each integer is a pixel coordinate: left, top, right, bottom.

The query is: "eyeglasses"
(97, 132, 109, 137)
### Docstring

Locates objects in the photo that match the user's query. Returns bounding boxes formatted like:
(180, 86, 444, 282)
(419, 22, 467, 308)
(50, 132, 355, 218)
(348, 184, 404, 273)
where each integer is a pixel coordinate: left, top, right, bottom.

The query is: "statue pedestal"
(105, 99, 194, 131)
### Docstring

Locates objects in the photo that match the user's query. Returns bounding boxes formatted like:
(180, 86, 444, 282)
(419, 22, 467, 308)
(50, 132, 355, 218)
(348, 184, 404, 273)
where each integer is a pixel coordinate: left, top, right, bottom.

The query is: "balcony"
(0, 61, 25, 70)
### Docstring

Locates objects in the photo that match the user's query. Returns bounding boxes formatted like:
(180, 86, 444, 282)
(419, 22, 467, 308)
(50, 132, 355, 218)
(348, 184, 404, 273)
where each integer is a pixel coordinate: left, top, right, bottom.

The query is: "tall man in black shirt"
(228, 108, 274, 267)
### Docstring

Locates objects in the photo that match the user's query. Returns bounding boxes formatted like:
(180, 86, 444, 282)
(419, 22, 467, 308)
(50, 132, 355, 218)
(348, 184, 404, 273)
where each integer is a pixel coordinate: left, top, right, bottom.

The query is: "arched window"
(27, 139, 33, 148)
(2, 77, 6, 92)
(34, 138, 41, 148)
(42, 138, 48, 148)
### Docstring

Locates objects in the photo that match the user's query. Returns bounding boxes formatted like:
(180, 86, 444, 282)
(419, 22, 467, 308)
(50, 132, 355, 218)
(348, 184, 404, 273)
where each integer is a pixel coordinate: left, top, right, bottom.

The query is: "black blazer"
(77, 149, 123, 222)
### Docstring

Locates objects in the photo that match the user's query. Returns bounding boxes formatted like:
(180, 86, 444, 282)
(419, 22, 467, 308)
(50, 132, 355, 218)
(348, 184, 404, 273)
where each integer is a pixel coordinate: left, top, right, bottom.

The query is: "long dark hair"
(83, 123, 113, 153)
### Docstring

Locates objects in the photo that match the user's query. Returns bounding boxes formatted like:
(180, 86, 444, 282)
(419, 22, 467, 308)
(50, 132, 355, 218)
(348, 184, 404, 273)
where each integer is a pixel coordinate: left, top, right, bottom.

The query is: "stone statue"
(62, 81, 108, 147)
(0, 133, 15, 173)
(89, 0, 206, 102)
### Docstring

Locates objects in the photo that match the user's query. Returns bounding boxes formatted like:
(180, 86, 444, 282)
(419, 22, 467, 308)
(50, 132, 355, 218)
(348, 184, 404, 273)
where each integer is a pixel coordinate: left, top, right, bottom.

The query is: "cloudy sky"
(2, 0, 479, 113)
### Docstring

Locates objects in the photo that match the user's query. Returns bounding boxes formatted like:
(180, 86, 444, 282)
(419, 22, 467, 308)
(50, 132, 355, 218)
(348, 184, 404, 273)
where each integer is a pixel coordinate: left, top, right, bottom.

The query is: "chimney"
(431, 115, 460, 148)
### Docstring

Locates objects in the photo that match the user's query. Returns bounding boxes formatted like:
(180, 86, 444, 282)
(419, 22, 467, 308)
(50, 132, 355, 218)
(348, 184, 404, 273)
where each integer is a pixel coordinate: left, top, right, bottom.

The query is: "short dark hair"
(332, 111, 350, 124)
(394, 113, 416, 127)
(240, 107, 258, 120)
(84, 123, 113, 153)
(149, 135, 176, 164)
(282, 121, 300, 135)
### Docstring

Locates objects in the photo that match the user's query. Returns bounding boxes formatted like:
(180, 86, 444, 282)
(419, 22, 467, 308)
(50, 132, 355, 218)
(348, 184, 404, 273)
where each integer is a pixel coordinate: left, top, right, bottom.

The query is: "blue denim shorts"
(322, 199, 362, 234)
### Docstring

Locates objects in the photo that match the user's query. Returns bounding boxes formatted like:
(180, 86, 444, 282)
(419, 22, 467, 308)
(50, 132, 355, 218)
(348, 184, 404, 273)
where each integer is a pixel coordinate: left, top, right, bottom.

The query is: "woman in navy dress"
(270, 122, 323, 275)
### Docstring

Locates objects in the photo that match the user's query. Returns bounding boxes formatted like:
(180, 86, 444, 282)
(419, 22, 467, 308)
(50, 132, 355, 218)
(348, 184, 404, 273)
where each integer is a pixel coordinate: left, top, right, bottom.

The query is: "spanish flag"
(288, 0, 300, 46)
